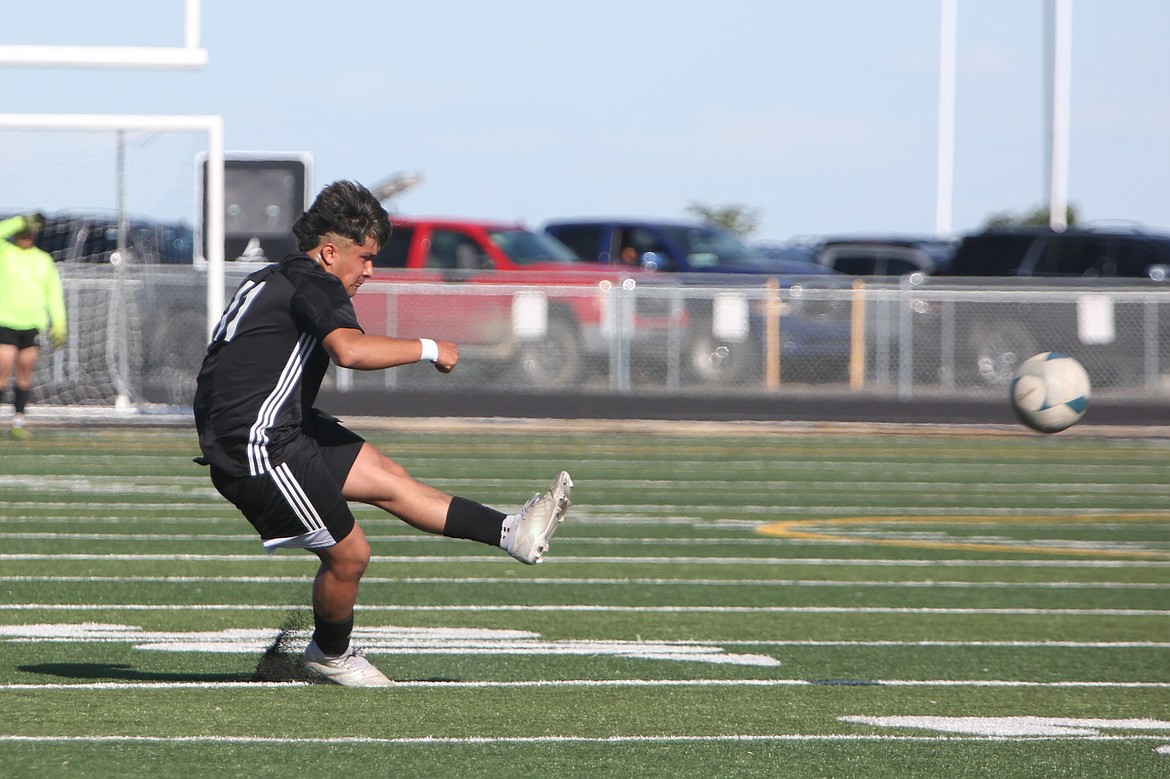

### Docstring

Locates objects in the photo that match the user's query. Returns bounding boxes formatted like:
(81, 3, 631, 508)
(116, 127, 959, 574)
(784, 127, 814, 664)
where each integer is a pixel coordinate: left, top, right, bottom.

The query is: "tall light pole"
(1048, 0, 1073, 230)
(935, 0, 958, 238)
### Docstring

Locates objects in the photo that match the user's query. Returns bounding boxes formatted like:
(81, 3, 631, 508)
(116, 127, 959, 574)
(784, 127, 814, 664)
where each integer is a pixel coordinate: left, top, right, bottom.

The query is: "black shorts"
(210, 412, 365, 553)
(0, 327, 39, 350)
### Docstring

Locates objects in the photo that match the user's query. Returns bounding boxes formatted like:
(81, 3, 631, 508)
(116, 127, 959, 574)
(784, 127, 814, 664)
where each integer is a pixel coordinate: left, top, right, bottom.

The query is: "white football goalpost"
(0, 0, 226, 410)
(0, 113, 224, 409)
(0, 112, 225, 314)
(0, 0, 207, 69)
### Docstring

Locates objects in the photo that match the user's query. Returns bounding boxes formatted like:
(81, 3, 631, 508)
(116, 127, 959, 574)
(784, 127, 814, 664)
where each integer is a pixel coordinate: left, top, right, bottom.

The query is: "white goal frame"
(0, 0, 207, 69)
(0, 113, 226, 337)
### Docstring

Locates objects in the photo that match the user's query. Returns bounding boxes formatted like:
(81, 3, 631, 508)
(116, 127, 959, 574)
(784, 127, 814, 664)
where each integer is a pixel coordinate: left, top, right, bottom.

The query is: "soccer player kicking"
(193, 180, 572, 687)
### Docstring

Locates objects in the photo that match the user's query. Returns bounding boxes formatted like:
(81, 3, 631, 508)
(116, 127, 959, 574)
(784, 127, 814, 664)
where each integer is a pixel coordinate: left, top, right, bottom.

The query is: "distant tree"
(984, 203, 1079, 228)
(685, 201, 762, 237)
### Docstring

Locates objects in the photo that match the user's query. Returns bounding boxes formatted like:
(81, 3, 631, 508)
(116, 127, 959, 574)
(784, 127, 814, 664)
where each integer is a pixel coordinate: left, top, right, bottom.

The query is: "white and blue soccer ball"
(1010, 351, 1091, 433)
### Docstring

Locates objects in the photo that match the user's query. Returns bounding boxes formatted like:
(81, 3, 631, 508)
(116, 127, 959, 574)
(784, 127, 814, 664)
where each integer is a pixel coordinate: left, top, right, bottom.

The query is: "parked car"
(359, 215, 677, 388)
(375, 215, 585, 271)
(759, 235, 957, 277)
(32, 212, 194, 264)
(944, 225, 1170, 280)
(917, 226, 1170, 387)
(542, 218, 854, 383)
(0, 211, 203, 404)
(544, 217, 836, 275)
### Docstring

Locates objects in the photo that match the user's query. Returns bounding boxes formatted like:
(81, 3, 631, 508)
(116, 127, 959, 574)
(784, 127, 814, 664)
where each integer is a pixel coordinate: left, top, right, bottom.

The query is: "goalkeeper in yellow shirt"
(0, 213, 66, 438)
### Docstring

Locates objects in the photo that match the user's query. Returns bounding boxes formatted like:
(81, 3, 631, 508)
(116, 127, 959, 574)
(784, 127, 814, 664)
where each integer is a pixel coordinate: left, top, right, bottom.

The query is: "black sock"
(13, 387, 28, 415)
(312, 611, 354, 656)
(443, 496, 506, 546)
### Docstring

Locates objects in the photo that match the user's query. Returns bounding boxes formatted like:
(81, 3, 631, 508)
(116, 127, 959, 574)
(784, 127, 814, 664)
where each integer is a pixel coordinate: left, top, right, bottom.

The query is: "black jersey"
(193, 254, 363, 477)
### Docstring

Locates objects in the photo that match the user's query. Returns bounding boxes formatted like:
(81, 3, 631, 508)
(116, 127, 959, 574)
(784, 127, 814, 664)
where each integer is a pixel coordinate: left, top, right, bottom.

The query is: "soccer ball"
(1010, 351, 1091, 433)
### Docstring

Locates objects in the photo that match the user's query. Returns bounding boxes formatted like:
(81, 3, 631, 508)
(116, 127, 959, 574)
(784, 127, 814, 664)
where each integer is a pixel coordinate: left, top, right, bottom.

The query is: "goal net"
(0, 119, 214, 410)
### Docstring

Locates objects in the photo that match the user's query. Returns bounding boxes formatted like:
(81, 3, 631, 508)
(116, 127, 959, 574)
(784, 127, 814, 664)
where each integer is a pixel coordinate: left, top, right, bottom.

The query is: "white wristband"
(418, 338, 439, 363)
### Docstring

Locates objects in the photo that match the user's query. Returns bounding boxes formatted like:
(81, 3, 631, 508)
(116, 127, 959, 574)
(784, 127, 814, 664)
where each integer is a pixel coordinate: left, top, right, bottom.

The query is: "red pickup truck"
(351, 216, 670, 388)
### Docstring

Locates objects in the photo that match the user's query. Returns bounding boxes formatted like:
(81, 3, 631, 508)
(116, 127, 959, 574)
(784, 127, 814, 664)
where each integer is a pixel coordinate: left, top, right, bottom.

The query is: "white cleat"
(302, 640, 394, 687)
(506, 471, 573, 565)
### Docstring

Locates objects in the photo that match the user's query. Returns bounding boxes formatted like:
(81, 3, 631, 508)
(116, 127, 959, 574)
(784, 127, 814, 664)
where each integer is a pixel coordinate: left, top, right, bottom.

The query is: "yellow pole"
(765, 277, 781, 389)
(849, 278, 866, 390)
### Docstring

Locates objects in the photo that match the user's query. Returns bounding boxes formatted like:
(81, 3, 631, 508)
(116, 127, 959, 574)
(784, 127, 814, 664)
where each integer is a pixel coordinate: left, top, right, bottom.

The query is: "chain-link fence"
(33, 265, 1170, 408)
(36, 264, 208, 407)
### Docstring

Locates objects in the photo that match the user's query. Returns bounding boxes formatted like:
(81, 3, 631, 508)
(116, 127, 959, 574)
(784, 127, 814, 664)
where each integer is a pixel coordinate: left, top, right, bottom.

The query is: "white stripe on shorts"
(269, 461, 326, 535)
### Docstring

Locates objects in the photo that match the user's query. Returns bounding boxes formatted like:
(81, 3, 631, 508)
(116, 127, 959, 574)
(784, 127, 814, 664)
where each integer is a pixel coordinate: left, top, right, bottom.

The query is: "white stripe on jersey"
(246, 333, 317, 475)
(269, 462, 326, 534)
(210, 279, 268, 345)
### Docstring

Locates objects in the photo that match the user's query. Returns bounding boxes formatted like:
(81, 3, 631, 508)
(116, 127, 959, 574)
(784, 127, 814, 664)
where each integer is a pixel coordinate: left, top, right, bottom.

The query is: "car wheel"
(968, 320, 1037, 387)
(513, 315, 583, 389)
(685, 319, 753, 385)
(142, 307, 205, 404)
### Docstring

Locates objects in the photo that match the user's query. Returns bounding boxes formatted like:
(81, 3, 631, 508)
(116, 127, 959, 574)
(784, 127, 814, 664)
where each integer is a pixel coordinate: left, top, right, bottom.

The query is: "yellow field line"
(757, 514, 1170, 559)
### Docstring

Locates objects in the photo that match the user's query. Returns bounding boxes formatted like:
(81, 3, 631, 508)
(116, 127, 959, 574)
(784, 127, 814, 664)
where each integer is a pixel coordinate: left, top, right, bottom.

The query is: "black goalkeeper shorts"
(0, 327, 39, 350)
(210, 413, 365, 554)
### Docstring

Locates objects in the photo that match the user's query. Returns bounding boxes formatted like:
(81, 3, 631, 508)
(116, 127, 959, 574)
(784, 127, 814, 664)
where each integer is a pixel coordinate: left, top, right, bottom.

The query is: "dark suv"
(946, 226, 1170, 280)
(922, 226, 1170, 388)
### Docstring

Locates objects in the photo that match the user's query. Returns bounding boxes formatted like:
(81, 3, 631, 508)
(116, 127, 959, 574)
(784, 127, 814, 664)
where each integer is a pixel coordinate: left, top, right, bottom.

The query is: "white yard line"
(8, 503, 1170, 518)
(2, 532, 1167, 550)
(5, 603, 1170, 615)
(0, 733, 1165, 745)
(8, 506, 1166, 521)
(2, 553, 1168, 567)
(1, 678, 1169, 692)
(9, 474, 1170, 492)
(2, 575, 1167, 590)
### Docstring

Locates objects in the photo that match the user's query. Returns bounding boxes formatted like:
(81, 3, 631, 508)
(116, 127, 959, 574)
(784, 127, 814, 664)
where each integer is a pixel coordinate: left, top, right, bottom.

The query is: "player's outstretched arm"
(323, 327, 459, 373)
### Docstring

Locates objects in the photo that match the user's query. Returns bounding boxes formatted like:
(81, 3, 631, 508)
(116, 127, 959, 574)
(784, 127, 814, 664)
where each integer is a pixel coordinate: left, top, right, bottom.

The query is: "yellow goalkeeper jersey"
(0, 216, 66, 333)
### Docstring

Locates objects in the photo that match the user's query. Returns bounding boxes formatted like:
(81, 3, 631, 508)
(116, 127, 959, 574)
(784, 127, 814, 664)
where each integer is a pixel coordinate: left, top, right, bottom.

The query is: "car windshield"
(660, 225, 759, 269)
(489, 228, 580, 265)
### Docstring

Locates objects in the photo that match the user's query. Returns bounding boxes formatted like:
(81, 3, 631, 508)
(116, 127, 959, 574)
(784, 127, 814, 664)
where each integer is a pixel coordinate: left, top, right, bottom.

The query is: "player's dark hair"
(292, 180, 393, 252)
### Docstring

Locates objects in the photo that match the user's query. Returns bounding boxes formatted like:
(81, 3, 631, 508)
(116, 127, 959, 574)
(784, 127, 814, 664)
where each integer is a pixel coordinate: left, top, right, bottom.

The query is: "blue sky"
(2, 0, 1168, 241)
